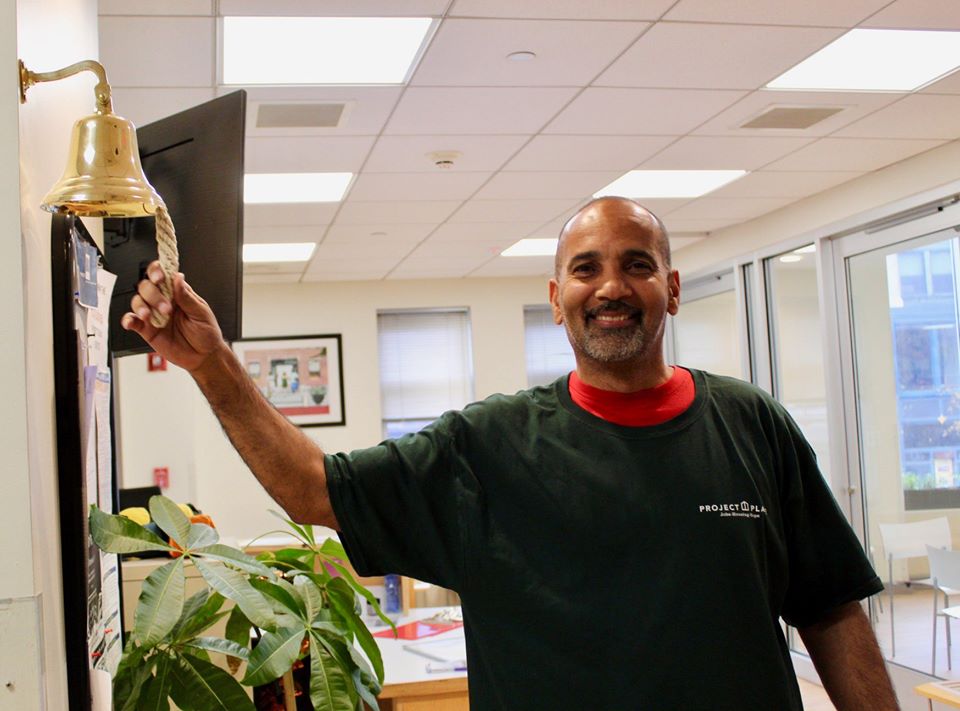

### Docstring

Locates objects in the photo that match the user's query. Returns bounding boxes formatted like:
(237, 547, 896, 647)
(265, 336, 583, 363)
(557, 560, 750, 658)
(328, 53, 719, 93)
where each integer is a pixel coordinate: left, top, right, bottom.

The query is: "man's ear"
(667, 270, 680, 316)
(548, 278, 563, 325)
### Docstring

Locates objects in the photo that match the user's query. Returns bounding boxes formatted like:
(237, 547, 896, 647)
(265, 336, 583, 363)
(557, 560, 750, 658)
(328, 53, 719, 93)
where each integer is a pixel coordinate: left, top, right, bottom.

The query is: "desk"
(375, 608, 469, 711)
(915, 681, 960, 709)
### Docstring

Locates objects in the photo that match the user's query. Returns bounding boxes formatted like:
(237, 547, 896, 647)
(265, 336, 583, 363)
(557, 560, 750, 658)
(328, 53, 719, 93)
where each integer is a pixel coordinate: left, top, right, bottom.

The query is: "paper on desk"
(403, 636, 467, 663)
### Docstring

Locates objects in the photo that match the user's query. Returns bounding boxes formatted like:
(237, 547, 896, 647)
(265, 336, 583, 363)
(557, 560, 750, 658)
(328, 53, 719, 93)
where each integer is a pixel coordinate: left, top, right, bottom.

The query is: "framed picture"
(232, 334, 345, 427)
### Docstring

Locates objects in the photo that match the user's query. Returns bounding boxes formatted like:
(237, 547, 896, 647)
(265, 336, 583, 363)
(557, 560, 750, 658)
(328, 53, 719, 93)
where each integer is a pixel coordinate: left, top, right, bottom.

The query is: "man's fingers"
(172, 273, 210, 316)
(121, 311, 154, 338)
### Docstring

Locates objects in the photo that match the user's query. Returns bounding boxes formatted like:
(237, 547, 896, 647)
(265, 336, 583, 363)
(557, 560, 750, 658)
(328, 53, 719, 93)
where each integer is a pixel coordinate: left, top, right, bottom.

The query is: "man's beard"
(567, 302, 649, 363)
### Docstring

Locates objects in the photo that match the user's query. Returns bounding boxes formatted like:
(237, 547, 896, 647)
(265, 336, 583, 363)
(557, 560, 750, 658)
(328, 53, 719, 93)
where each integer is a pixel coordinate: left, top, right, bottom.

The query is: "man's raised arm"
(121, 261, 340, 530)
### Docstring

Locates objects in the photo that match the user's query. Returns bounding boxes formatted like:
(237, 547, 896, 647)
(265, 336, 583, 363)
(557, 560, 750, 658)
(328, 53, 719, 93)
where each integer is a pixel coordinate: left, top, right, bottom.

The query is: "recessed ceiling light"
(767, 29, 960, 91)
(779, 254, 804, 264)
(243, 243, 316, 263)
(501, 238, 557, 257)
(507, 51, 537, 62)
(793, 244, 817, 254)
(223, 17, 434, 85)
(595, 170, 747, 199)
(244, 173, 352, 204)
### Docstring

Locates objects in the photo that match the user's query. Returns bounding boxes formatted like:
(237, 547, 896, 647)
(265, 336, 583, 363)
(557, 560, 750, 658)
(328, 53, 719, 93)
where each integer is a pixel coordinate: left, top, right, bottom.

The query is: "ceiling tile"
(100, 0, 212, 14)
(705, 171, 863, 199)
(347, 172, 491, 201)
(669, 236, 707, 252)
(302, 269, 393, 282)
(336, 200, 462, 224)
(364, 135, 530, 172)
(385, 87, 579, 135)
(245, 136, 375, 173)
(448, 0, 675, 20)
(111, 88, 216, 129)
(667, 197, 793, 220)
(504, 135, 674, 171)
(474, 171, 621, 200)
(544, 88, 746, 135)
(922, 69, 960, 94)
(244, 273, 304, 284)
(408, 240, 513, 260)
(663, 217, 737, 232)
(640, 136, 814, 170)
(832, 95, 960, 139)
(244, 225, 328, 244)
(323, 223, 437, 244)
(302, 257, 399, 281)
(390, 255, 484, 278)
(313, 240, 414, 260)
(99, 17, 214, 87)
(692, 89, 904, 136)
(411, 19, 645, 87)
(450, 199, 580, 223)
(244, 262, 305, 276)
(596, 23, 842, 89)
(469, 257, 554, 277)
(244, 203, 340, 227)
(431, 222, 546, 242)
(861, 0, 960, 30)
(763, 137, 946, 171)
(636, 198, 696, 216)
(664, 0, 889, 26)
(235, 87, 403, 136)
(220, 0, 448, 15)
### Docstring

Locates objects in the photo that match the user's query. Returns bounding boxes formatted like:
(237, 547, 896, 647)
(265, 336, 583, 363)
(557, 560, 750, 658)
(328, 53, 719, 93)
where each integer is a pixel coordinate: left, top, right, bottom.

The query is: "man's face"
(548, 200, 680, 366)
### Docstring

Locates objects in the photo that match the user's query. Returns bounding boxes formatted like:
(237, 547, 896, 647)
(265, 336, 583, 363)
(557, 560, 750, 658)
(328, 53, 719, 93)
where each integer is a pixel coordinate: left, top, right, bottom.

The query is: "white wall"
(117, 276, 549, 543)
(7, 0, 100, 708)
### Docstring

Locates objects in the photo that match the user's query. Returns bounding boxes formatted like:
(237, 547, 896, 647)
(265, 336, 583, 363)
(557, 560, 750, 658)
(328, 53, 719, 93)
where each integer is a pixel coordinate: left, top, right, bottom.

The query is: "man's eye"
(572, 264, 595, 275)
(628, 261, 653, 272)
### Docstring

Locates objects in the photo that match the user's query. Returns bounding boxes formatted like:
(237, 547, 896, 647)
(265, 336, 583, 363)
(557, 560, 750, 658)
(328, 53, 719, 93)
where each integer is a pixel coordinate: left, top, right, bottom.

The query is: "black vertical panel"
(50, 213, 91, 711)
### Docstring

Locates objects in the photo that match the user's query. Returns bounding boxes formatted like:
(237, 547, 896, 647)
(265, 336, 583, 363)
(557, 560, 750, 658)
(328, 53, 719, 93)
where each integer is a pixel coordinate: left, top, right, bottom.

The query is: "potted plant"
(90, 495, 393, 710)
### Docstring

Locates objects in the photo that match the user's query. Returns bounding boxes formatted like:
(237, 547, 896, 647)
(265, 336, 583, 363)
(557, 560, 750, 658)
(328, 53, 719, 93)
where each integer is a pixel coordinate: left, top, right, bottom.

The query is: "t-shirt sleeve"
(775, 409, 883, 628)
(324, 411, 473, 592)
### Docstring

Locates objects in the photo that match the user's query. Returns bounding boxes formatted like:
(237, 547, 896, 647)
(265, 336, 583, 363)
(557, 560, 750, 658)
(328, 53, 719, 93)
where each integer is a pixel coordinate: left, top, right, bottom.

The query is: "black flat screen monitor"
(104, 91, 246, 356)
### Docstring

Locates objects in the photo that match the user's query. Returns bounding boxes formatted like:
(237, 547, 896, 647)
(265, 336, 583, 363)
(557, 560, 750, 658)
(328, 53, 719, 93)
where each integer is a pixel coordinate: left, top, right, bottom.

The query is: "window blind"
(378, 309, 474, 437)
(524, 305, 575, 387)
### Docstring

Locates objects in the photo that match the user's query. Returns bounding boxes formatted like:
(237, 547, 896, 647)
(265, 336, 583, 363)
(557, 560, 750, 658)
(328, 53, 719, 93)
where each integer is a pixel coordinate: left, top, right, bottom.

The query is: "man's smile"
(586, 303, 641, 328)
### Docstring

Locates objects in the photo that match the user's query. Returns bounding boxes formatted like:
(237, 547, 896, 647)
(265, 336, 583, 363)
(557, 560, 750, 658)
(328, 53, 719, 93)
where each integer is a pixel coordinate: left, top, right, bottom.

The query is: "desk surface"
(373, 608, 468, 700)
(916, 681, 960, 709)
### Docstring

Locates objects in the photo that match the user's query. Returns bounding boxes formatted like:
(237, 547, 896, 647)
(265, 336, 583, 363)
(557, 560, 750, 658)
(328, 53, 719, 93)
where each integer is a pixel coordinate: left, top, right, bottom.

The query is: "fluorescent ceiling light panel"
(223, 17, 433, 85)
(767, 29, 960, 91)
(595, 170, 747, 199)
(243, 243, 316, 263)
(244, 173, 352, 204)
(501, 238, 558, 257)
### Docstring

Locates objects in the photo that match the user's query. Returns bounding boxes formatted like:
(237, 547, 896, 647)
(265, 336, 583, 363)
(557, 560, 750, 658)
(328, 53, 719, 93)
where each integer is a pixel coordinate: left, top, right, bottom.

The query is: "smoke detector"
(427, 150, 462, 169)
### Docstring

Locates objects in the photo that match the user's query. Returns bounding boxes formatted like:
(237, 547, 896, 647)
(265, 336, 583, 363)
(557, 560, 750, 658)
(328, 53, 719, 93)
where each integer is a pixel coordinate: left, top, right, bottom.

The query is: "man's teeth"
(596, 313, 631, 321)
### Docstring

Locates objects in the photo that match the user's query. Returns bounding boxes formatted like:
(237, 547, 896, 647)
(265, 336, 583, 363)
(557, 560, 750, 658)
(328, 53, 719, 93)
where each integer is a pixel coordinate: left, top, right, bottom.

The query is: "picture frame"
(232, 334, 345, 427)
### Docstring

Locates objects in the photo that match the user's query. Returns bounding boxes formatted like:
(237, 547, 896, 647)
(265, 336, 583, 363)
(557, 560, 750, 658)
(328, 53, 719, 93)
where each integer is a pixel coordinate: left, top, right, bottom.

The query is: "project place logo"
(699, 501, 768, 519)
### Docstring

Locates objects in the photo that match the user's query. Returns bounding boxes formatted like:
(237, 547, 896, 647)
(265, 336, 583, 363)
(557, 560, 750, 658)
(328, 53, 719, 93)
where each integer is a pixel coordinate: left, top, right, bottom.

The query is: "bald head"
(555, 197, 671, 277)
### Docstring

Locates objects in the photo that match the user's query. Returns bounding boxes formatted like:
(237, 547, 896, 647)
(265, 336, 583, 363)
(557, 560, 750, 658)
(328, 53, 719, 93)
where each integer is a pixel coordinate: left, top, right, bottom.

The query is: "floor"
(798, 679, 835, 711)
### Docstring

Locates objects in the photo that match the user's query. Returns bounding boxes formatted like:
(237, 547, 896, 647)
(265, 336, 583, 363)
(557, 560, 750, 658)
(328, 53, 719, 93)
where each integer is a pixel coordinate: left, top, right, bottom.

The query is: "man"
(123, 196, 898, 710)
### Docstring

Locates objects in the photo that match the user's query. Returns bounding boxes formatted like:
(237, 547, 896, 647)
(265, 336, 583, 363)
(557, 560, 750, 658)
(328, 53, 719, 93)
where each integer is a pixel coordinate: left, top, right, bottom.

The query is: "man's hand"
(120, 261, 225, 372)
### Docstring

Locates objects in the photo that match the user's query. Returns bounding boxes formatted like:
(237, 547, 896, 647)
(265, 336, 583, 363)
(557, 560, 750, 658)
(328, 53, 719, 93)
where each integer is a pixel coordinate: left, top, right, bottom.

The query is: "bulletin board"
(51, 214, 122, 711)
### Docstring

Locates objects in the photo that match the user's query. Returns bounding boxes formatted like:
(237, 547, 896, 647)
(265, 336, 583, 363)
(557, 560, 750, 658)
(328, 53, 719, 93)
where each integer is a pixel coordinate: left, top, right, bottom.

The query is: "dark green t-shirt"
(326, 370, 881, 710)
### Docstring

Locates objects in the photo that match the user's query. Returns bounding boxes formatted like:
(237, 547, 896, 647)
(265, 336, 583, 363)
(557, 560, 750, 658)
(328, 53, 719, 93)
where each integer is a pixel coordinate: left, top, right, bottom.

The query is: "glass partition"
(674, 273, 744, 378)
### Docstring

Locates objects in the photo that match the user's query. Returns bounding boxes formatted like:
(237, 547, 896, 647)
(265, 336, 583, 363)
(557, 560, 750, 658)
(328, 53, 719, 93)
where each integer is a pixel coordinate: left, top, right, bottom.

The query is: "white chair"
(877, 517, 952, 657)
(926, 545, 960, 674)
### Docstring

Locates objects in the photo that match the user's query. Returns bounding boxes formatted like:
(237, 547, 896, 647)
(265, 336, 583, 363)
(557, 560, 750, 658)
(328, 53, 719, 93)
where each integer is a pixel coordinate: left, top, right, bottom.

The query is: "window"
(377, 309, 474, 439)
(523, 305, 575, 387)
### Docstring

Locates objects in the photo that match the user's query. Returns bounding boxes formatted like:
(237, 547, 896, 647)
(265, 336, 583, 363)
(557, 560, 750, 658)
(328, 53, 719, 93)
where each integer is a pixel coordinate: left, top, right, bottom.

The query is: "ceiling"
(97, 0, 960, 283)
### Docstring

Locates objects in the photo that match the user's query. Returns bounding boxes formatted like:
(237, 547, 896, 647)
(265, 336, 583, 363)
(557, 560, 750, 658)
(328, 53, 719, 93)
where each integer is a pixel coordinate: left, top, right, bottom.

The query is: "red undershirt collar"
(568, 367, 695, 427)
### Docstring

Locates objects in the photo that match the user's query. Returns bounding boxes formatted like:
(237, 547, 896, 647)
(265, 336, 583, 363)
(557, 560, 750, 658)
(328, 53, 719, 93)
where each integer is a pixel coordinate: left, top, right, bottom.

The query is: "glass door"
(838, 203, 960, 678)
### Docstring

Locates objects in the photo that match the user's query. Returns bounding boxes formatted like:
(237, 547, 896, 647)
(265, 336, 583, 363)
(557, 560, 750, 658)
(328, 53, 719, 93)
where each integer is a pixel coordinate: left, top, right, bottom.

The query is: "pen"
(425, 661, 467, 673)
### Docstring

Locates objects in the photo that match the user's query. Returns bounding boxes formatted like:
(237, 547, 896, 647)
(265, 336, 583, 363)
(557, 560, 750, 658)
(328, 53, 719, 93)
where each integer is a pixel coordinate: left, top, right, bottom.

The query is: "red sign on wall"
(153, 467, 170, 489)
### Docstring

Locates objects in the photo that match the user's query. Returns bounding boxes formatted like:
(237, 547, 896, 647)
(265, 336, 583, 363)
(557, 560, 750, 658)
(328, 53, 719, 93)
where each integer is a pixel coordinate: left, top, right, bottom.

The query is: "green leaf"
(134, 558, 186, 647)
(308, 634, 354, 711)
(149, 495, 192, 546)
(269, 509, 314, 546)
(194, 559, 277, 631)
(88, 506, 171, 555)
(114, 647, 154, 711)
(294, 574, 323, 622)
(172, 591, 228, 642)
(169, 589, 210, 640)
(185, 636, 250, 661)
(195, 543, 274, 577)
(241, 626, 306, 687)
(185, 522, 219, 549)
(169, 652, 255, 711)
(224, 605, 252, 650)
(352, 667, 381, 711)
(324, 559, 394, 631)
(324, 578, 384, 685)
(250, 576, 305, 618)
(138, 654, 173, 711)
(319, 538, 347, 560)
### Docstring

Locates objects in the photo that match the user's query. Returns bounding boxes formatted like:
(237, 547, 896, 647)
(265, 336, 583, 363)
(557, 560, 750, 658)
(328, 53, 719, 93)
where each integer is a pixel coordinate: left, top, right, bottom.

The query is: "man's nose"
(596, 271, 631, 300)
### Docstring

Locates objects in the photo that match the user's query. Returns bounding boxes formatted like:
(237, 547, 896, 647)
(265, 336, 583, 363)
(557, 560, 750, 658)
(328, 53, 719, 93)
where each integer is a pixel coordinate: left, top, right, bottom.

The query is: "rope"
(151, 204, 180, 329)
